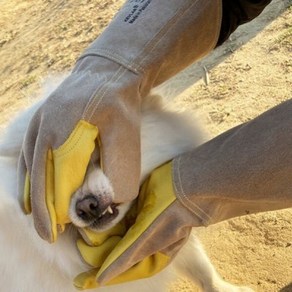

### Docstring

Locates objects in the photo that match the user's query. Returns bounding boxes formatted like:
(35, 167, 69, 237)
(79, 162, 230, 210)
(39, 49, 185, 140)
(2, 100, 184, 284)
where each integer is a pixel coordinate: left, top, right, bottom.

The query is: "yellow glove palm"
(23, 120, 98, 240)
(74, 162, 192, 290)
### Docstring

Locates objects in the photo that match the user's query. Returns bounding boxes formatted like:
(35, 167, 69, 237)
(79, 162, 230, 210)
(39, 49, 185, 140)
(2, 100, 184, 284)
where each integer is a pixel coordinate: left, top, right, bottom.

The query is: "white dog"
(0, 75, 253, 292)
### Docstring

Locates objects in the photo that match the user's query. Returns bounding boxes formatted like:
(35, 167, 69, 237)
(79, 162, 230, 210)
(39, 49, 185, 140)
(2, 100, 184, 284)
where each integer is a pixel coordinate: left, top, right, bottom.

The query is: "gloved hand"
(73, 161, 197, 290)
(74, 100, 292, 288)
(18, 0, 221, 243)
(18, 56, 142, 242)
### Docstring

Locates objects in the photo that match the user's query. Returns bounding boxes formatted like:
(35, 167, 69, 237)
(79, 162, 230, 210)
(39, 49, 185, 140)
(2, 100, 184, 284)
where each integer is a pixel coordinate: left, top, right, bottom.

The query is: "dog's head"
(69, 165, 132, 232)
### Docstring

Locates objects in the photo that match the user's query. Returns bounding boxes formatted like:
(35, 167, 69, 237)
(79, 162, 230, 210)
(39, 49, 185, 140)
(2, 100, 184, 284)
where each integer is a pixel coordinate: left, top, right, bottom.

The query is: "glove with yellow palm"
(73, 161, 198, 290)
(75, 100, 292, 289)
(18, 56, 142, 242)
(18, 0, 221, 243)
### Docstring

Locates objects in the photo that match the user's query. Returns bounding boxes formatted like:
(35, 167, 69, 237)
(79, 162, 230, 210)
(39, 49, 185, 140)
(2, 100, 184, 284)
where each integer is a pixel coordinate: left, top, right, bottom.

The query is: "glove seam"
(79, 49, 145, 75)
(173, 157, 211, 225)
(53, 121, 87, 158)
(79, 0, 221, 81)
(138, 0, 222, 70)
(82, 65, 126, 122)
(77, 1, 188, 76)
(138, 0, 213, 68)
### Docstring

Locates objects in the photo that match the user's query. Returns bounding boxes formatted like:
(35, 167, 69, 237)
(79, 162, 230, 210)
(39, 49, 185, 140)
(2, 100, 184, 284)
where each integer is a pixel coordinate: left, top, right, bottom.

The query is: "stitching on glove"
(78, 2, 185, 76)
(79, 49, 144, 74)
(137, 1, 194, 66)
(82, 65, 125, 121)
(80, 1, 220, 78)
(86, 66, 129, 123)
(138, 0, 220, 68)
(53, 121, 89, 158)
(173, 156, 211, 224)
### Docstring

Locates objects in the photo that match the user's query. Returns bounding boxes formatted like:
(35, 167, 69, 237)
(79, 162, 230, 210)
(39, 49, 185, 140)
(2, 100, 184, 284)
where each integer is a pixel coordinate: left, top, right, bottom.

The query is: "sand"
(0, 1, 291, 291)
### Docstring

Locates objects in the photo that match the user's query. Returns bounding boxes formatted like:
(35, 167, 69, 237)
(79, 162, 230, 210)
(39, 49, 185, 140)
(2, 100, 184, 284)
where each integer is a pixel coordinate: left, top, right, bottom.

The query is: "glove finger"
(21, 107, 43, 172)
(79, 61, 141, 203)
(18, 109, 43, 214)
(30, 140, 56, 243)
(19, 109, 57, 242)
(74, 252, 169, 290)
(98, 116, 141, 203)
(77, 236, 122, 268)
(17, 150, 31, 214)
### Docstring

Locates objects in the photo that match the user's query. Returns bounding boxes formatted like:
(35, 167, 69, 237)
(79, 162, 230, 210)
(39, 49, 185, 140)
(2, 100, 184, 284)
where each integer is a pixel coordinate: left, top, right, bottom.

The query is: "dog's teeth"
(101, 209, 107, 215)
(107, 206, 113, 214)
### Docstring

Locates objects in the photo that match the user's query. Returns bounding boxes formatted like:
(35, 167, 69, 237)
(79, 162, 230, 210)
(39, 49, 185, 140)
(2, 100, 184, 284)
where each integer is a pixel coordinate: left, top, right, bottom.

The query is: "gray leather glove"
(18, 0, 222, 243)
(90, 99, 292, 288)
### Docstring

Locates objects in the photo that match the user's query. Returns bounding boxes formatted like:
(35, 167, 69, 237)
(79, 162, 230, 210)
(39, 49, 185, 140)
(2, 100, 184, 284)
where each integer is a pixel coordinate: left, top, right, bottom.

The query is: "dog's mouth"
(71, 193, 132, 232)
(75, 197, 120, 231)
(89, 203, 119, 229)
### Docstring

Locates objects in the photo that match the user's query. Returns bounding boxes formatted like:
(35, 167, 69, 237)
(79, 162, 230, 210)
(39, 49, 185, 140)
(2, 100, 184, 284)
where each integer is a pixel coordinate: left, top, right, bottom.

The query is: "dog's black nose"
(76, 196, 99, 220)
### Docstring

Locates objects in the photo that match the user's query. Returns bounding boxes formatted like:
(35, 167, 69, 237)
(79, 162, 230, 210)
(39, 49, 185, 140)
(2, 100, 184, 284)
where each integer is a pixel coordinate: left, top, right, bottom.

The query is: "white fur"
(0, 75, 253, 292)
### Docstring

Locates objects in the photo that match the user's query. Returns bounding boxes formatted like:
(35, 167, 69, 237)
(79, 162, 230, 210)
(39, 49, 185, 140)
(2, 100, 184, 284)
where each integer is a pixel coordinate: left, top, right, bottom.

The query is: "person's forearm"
(173, 99, 292, 225)
(76, 0, 222, 96)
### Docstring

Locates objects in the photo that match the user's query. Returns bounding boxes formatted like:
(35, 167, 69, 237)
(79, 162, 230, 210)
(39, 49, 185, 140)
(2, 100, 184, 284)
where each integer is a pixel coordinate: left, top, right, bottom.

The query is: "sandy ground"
(0, 1, 291, 291)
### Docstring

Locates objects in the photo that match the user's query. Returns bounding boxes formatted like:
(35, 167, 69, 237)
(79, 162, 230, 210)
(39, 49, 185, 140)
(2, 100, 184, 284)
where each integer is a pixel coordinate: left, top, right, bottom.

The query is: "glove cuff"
(78, 0, 222, 94)
(173, 100, 292, 225)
